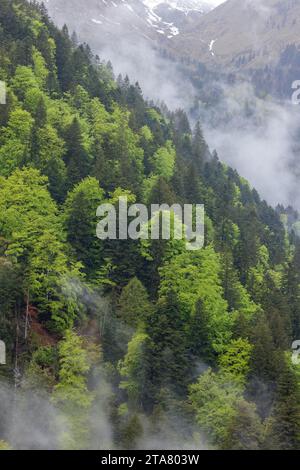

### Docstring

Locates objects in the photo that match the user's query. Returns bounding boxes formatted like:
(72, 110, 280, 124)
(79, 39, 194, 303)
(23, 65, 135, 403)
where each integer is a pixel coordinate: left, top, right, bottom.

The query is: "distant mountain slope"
(43, 0, 300, 70)
(42, 0, 211, 47)
(169, 0, 300, 70)
(42, 0, 300, 100)
(40, 0, 216, 106)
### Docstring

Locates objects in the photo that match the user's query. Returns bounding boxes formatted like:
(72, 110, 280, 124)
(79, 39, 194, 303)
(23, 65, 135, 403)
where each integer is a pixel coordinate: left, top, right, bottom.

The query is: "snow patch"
(169, 25, 179, 36)
(209, 39, 216, 56)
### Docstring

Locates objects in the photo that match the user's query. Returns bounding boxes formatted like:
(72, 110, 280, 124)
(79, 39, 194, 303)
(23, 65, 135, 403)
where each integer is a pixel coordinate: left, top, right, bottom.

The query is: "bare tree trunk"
(25, 289, 30, 340)
(14, 304, 20, 391)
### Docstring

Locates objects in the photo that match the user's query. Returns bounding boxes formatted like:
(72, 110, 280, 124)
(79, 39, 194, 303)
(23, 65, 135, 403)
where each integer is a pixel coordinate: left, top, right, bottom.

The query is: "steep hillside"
(0, 0, 300, 451)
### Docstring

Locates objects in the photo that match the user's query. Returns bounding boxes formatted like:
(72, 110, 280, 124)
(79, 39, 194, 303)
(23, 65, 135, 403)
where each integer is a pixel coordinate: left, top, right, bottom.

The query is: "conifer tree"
(148, 176, 176, 206)
(268, 359, 300, 450)
(284, 241, 300, 337)
(192, 121, 209, 172)
(146, 291, 189, 398)
(64, 117, 90, 187)
(225, 399, 263, 450)
(64, 177, 104, 276)
(250, 314, 278, 384)
(188, 299, 214, 364)
(118, 277, 153, 328)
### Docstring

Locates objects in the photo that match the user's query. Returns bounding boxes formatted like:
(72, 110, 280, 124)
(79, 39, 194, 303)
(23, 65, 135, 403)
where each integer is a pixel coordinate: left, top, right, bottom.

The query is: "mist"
(0, 279, 210, 450)
(101, 38, 197, 110)
(0, 381, 209, 449)
(201, 81, 300, 208)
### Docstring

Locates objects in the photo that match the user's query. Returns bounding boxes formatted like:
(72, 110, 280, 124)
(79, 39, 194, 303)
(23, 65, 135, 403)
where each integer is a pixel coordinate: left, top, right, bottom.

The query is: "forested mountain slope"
(0, 0, 300, 450)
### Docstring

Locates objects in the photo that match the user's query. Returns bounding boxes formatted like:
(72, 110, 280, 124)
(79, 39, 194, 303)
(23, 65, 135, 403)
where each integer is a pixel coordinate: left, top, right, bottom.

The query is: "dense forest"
(0, 0, 300, 450)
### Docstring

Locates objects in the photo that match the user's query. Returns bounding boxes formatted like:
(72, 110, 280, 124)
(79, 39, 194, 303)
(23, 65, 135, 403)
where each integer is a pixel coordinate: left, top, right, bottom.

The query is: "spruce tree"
(146, 291, 188, 398)
(188, 299, 214, 364)
(192, 121, 209, 172)
(148, 176, 176, 206)
(64, 177, 104, 276)
(64, 118, 90, 188)
(268, 359, 300, 450)
(283, 241, 300, 338)
(118, 277, 153, 328)
(225, 399, 263, 450)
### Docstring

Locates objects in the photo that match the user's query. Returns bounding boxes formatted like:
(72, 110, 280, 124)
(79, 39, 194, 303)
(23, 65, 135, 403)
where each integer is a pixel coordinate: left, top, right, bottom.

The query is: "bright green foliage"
(0, 168, 82, 332)
(34, 124, 67, 200)
(118, 277, 153, 328)
(0, 168, 60, 255)
(0, 109, 34, 175)
(189, 368, 243, 447)
(139, 210, 187, 297)
(88, 101, 145, 192)
(11, 66, 39, 100)
(47, 98, 75, 132)
(52, 330, 94, 449)
(150, 141, 176, 180)
(105, 106, 144, 193)
(218, 338, 253, 384)
(140, 125, 153, 142)
(24, 88, 47, 117)
(0, 440, 12, 450)
(32, 47, 49, 88)
(119, 332, 151, 408)
(159, 246, 233, 352)
(247, 245, 272, 303)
